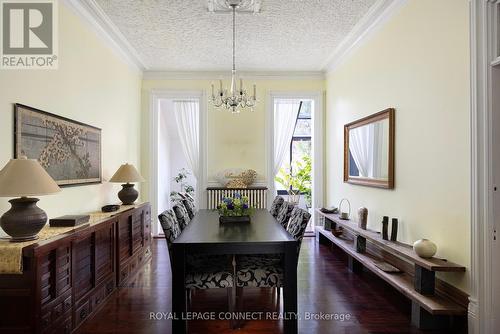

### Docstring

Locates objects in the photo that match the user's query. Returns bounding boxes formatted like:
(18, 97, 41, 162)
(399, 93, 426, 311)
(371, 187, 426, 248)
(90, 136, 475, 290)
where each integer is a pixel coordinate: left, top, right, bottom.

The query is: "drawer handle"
(80, 308, 88, 320)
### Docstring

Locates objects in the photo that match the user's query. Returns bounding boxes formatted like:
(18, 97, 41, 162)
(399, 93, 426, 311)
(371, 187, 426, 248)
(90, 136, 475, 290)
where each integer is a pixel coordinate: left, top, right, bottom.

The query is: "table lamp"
(0, 157, 61, 242)
(109, 163, 145, 205)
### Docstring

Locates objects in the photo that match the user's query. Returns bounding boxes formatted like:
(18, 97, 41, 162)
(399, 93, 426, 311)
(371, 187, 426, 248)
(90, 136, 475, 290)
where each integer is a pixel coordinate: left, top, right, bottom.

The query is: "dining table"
(171, 209, 298, 334)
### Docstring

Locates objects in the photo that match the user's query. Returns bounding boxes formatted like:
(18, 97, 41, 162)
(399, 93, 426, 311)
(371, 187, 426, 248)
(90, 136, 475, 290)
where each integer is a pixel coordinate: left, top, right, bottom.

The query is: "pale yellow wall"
(325, 0, 470, 292)
(0, 3, 142, 235)
(141, 78, 325, 200)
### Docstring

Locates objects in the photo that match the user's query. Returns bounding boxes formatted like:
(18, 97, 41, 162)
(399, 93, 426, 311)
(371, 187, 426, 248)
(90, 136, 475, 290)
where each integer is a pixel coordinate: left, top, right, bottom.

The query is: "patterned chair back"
(173, 203, 191, 231)
(269, 196, 285, 218)
(276, 201, 294, 228)
(182, 198, 196, 219)
(286, 207, 311, 256)
(158, 209, 181, 258)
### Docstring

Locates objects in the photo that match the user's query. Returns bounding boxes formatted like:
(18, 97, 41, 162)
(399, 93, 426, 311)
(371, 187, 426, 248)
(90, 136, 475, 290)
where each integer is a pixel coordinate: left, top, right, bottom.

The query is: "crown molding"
(62, 0, 407, 77)
(143, 70, 325, 81)
(323, 0, 408, 74)
(63, 0, 146, 73)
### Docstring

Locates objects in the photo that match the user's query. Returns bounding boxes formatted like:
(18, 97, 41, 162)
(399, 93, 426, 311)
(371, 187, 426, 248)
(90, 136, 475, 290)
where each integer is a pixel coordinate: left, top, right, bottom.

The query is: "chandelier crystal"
(211, 0, 257, 113)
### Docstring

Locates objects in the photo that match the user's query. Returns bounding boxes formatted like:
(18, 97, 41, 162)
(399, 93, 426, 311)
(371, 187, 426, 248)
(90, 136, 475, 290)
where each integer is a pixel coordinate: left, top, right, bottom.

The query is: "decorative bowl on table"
(217, 193, 254, 223)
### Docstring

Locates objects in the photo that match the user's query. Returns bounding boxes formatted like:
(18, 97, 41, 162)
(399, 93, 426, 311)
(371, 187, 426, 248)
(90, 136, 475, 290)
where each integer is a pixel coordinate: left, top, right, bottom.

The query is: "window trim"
(267, 90, 324, 215)
(276, 101, 312, 195)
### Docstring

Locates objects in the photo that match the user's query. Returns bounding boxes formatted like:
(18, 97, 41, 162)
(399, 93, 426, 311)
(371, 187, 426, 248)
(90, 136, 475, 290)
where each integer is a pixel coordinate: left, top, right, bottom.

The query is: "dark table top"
(174, 209, 295, 245)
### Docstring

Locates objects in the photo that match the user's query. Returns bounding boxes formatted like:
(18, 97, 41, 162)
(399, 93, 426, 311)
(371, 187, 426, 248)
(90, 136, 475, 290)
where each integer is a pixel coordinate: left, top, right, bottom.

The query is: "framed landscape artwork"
(14, 104, 102, 187)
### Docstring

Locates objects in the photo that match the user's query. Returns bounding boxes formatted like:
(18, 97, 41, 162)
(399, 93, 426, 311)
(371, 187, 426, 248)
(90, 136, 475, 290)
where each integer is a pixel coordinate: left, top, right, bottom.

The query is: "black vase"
(118, 183, 139, 205)
(0, 197, 47, 242)
(382, 216, 389, 240)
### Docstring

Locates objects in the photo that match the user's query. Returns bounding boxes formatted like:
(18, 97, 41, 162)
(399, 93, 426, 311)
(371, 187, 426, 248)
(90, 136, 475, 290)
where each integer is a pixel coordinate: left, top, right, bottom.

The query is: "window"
(276, 101, 312, 199)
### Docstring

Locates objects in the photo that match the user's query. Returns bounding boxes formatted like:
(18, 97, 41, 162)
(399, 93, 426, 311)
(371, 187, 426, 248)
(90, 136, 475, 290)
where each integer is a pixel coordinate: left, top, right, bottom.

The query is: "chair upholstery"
(158, 209, 233, 290)
(173, 203, 191, 230)
(158, 209, 181, 251)
(269, 196, 285, 218)
(286, 207, 311, 255)
(186, 260, 234, 289)
(183, 198, 196, 219)
(236, 207, 311, 289)
(276, 201, 294, 228)
(236, 257, 283, 288)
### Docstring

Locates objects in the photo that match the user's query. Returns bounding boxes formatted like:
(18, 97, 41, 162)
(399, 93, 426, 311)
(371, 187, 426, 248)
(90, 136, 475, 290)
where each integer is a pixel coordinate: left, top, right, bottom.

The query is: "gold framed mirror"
(344, 108, 395, 189)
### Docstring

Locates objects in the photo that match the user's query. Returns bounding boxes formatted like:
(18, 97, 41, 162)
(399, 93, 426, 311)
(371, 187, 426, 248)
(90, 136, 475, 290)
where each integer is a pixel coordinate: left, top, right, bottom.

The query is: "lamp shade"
(109, 163, 145, 183)
(0, 157, 61, 197)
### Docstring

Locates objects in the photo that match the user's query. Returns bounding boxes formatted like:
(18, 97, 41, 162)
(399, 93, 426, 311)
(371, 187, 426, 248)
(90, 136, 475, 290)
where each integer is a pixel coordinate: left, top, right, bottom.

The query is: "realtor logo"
(1, 0, 58, 69)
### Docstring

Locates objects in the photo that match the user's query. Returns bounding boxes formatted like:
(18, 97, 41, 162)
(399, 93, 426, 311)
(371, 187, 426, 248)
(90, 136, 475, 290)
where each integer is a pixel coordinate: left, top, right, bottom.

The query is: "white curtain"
(350, 123, 387, 178)
(273, 99, 301, 176)
(349, 125, 374, 178)
(173, 100, 200, 179)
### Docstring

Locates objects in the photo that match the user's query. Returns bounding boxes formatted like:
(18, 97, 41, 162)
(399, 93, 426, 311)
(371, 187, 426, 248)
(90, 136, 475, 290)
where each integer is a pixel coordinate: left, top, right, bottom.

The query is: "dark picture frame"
(344, 108, 395, 189)
(14, 103, 102, 187)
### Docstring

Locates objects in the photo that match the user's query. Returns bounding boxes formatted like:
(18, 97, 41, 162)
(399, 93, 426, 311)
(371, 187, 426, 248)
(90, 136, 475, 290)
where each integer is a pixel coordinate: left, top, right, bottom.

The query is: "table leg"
(172, 244, 186, 333)
(283, 242, 298, 334)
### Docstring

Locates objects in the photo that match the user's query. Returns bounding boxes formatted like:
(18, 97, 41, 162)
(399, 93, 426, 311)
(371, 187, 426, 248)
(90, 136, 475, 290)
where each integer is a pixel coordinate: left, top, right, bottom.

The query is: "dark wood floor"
(76, 237, 461, 334)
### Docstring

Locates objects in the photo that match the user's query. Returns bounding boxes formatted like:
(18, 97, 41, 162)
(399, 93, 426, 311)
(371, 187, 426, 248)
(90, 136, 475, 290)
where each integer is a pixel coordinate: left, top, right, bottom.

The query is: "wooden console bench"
(0, 202, 152, 334)
(316, 210, 468, 330)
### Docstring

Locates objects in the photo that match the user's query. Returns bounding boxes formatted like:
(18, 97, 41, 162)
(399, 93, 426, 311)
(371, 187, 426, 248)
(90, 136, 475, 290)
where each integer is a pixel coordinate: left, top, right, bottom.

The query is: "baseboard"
(468, 298, 479, 334)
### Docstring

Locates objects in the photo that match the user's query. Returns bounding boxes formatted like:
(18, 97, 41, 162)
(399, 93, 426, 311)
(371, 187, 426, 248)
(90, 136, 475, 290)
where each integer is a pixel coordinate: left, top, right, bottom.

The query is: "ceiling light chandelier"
(211, 0, 257, 113)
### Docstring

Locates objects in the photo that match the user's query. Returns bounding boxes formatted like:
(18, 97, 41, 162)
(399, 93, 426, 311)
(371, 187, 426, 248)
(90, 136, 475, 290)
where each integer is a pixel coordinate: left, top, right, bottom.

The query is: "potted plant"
(170, 168, 195, 203)
(217, 193, 254, 223)
(275, 156, 312, 207)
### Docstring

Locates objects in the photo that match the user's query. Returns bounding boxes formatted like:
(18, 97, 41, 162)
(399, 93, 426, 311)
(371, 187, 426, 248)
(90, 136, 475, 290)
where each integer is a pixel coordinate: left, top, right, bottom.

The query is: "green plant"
(170, 168, 195, 203)
(217, 193, 254, 216)
(275, 156, 312, 207)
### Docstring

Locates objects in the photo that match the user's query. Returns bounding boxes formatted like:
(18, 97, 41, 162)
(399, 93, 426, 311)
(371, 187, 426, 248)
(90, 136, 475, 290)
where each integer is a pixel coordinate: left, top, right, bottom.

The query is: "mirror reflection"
(348, 118, 389, 180)
(344, 108, 394, 189)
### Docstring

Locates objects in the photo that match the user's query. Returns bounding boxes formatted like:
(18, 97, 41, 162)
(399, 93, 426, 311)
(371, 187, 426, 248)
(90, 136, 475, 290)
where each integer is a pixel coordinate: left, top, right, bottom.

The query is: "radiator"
(207, 187, 268, 210)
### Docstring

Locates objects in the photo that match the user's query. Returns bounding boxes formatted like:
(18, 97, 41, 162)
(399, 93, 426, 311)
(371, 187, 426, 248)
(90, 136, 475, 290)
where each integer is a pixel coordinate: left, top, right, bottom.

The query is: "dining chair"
(276, 201, 294, 228)
(158, 209, 234, 290)
(173, 203, 191, 231)
(182, 198, 197, 219)
(269, 195, 285, 218)
(235, 207, 311, 314)
(158, 209, 237, 328)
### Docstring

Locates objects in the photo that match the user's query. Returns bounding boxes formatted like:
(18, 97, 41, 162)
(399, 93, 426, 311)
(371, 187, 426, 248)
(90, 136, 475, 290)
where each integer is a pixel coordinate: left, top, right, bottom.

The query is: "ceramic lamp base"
(118, 183, 138, 205)
(0, 197, 46, 242)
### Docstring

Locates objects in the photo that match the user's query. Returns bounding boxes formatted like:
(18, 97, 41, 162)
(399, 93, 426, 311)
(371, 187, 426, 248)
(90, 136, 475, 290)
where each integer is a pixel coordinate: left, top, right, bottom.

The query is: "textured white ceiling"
(94, 0, 377, 71)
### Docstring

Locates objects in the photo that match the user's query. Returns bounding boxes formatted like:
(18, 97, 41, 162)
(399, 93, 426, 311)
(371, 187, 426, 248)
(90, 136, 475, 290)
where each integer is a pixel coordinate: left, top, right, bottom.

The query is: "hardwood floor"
(76, 237, 465, 334)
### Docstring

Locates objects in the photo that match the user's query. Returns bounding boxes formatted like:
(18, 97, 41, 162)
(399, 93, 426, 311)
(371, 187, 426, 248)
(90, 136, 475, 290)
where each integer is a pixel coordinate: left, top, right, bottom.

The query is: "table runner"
(0, 204, 139, 274)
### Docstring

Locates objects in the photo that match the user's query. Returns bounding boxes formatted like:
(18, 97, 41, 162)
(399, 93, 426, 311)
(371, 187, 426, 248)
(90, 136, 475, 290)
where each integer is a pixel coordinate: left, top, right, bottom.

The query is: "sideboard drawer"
(74, 299, 90, 328)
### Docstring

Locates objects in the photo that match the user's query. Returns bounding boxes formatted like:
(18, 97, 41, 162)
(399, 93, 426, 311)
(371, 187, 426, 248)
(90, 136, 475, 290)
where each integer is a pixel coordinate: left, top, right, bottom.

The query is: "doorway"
(267, 92, 324, 234)
(149, 91, 207, 236)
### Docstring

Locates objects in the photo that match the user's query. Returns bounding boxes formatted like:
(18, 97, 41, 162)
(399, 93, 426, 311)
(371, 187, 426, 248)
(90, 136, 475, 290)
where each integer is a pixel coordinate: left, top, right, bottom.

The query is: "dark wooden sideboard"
(0, 203, 151, 334)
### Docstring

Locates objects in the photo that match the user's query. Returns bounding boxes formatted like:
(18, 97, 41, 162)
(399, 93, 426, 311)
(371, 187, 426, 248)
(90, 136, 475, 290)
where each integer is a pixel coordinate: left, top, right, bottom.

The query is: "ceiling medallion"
(207, 0, 261, 13)
(210, 0, 257, 113)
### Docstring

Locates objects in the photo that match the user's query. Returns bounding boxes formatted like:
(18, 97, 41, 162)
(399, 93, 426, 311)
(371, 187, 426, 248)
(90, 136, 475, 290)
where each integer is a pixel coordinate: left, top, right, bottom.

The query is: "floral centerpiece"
(217, 193, 254, 223)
